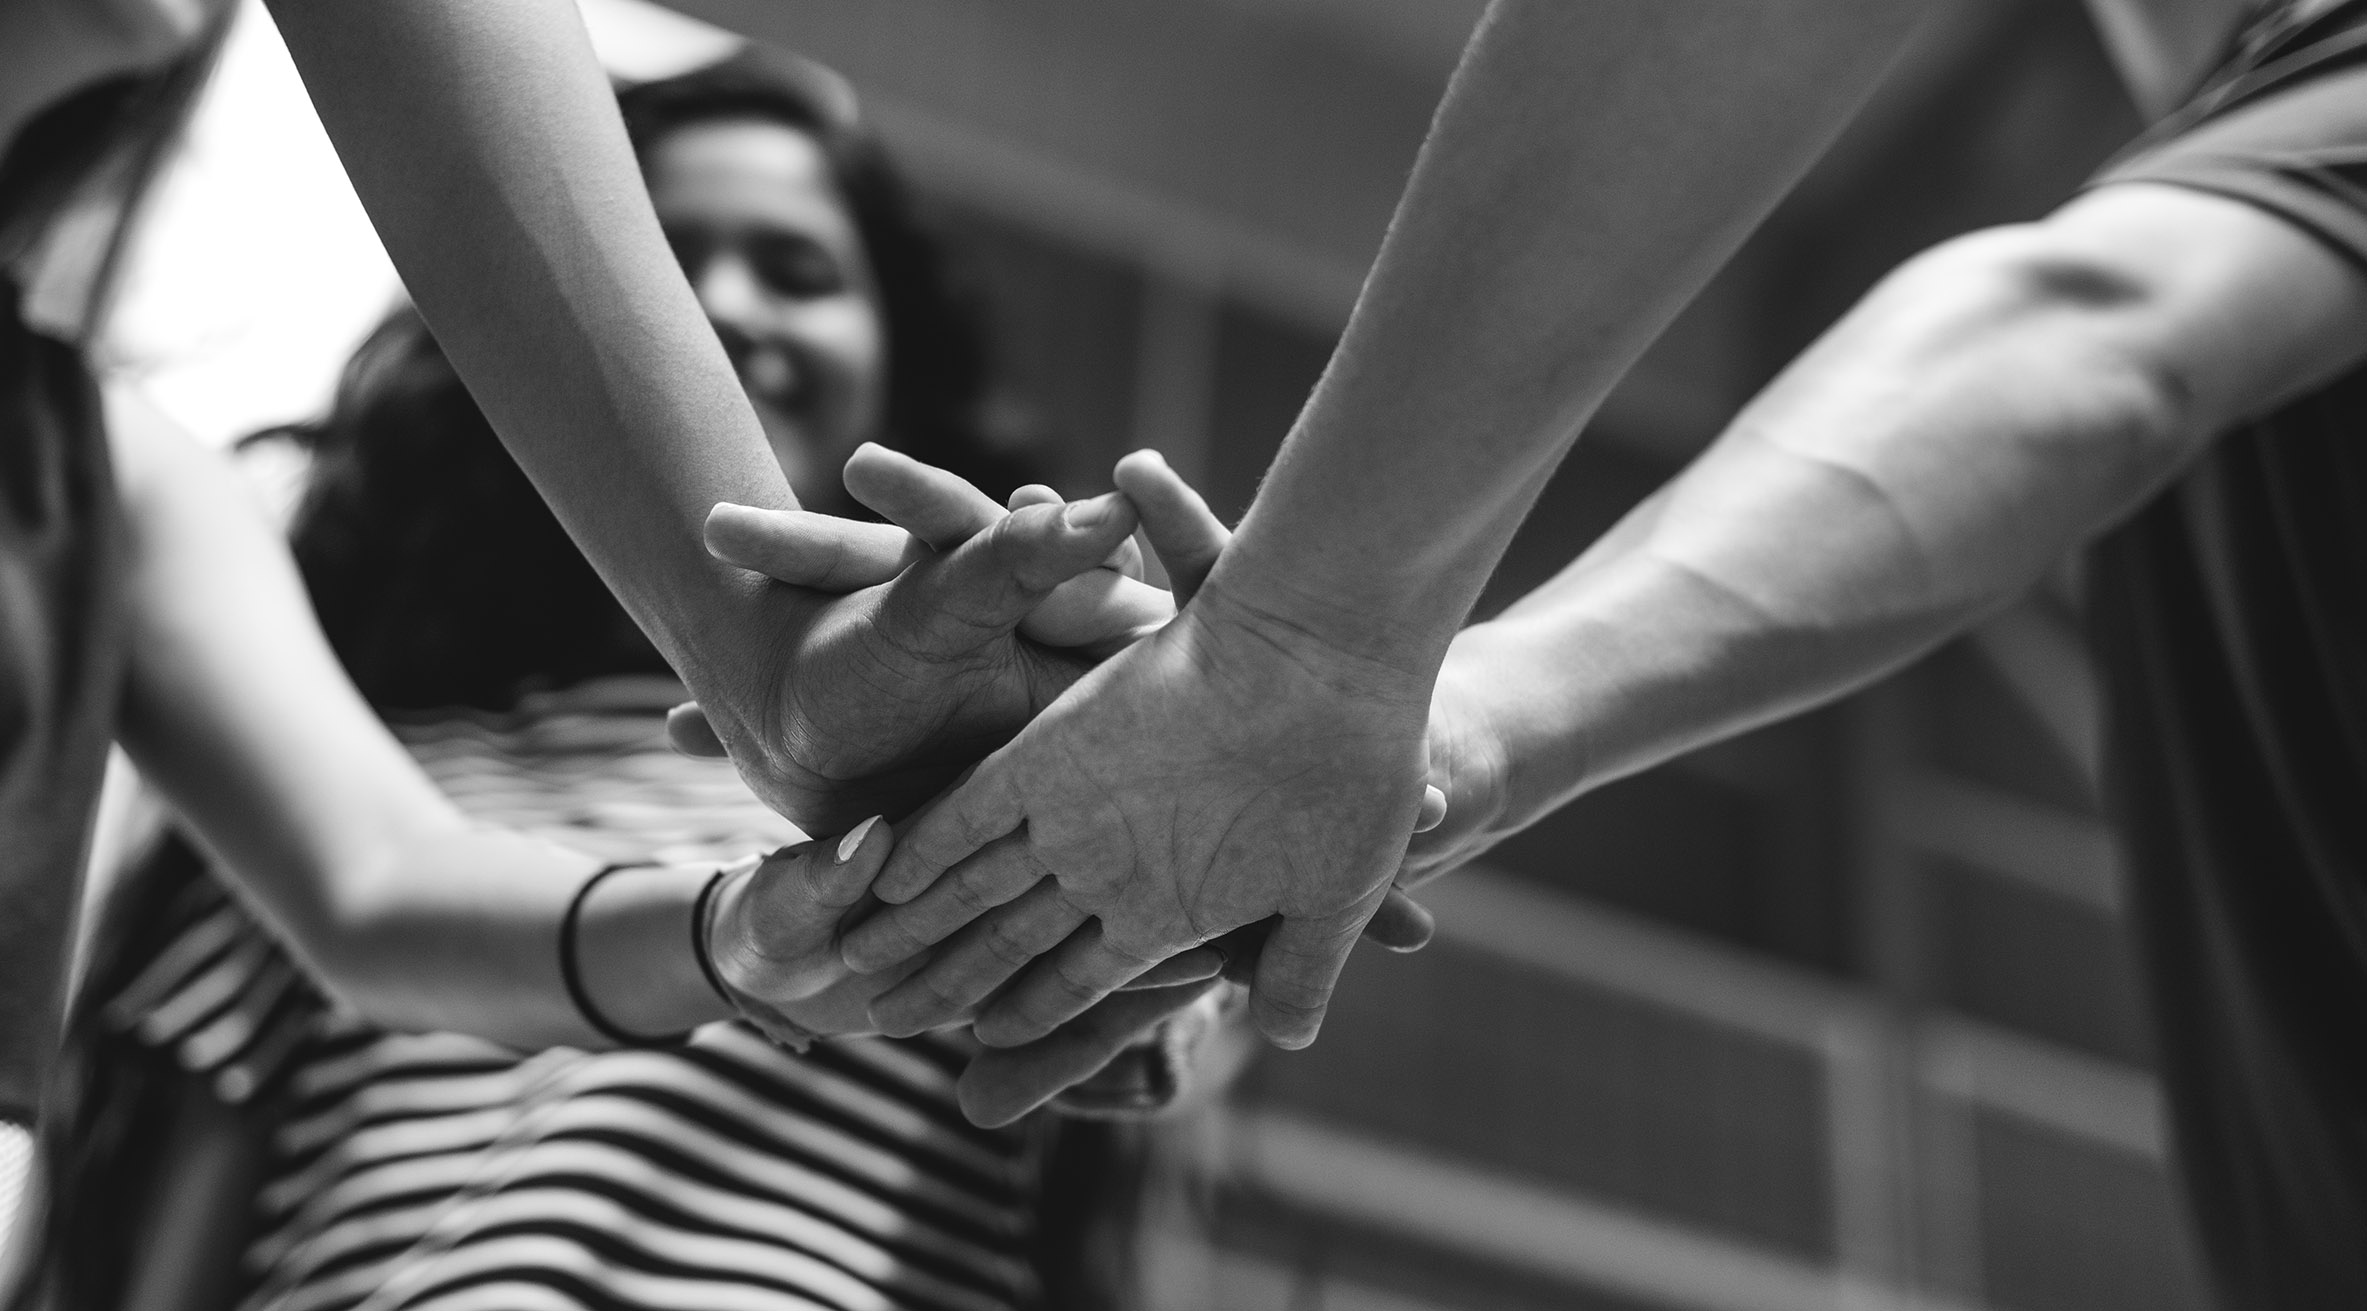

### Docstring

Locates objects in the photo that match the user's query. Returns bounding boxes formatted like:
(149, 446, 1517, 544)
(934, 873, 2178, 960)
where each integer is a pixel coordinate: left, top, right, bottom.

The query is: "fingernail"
(837, 816, 882, 864)
(1065, 494, 1119, 528)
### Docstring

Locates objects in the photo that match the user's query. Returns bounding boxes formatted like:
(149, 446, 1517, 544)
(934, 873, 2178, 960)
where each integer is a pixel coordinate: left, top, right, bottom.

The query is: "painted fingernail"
(837, 816, 883, 864)
(1065, 494, 1119, 528)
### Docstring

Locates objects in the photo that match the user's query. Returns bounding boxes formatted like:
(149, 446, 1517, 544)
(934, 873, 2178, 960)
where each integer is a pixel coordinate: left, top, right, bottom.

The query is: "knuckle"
(899, 971, 966, 1021)
(1048, 960, 1106, 1005)
(980, 917, 1040, 969)
(944, 871, 1000, 917)
(857, 916, 930, 965)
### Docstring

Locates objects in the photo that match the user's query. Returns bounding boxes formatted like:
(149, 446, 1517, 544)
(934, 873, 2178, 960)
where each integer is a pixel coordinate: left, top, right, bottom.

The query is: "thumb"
(715, 817, 892, 1002)
(1249, 895, 1378, 1049)
(665, 702, 729, 759)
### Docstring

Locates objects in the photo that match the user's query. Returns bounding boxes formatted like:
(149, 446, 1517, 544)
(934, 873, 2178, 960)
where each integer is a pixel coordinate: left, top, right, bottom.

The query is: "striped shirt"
(105, 679, 1047, 1311)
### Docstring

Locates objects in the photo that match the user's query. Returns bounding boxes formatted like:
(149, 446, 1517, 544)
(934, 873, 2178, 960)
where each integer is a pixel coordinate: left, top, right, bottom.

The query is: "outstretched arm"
(1404, 182, 2367, 883)
(845, 0, 1937, 1049)
(264, 0, 786, 714)
(265, 0, 1141, 830)
(108, 387, 722, 1047)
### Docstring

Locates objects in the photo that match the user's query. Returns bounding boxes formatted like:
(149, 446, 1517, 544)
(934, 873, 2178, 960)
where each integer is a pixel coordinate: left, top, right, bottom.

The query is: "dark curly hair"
(268, 52, 1039, 712)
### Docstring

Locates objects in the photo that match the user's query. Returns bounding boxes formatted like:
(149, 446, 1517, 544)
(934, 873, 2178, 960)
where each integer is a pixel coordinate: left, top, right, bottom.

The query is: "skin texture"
(106, 386, 733, 1050)
(1403, 183, 2367, 885)
(103, 386, 1174, 1060)
(804, 0, 1939, 1050)
(256, 0, 1144, 836)
(648, 120, 887, 517)
(729, 180, 2367, 1087)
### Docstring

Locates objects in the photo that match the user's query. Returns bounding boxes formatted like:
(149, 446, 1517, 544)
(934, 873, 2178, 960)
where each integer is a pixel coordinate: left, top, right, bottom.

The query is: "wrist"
(1435, 620, 1594, 835)
(1189, 559, 1457, 689)
(572, 862, 737, 1044)
(697, 852, 832, 1051)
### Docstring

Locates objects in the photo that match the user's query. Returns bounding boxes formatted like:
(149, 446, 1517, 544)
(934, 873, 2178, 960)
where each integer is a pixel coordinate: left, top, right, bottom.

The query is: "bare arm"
(847, 0, 1939, 1050)
(1408, 183, 2367, 881)
(260, 0, 818, 798)
(1211, 0, 1934, 665)
(107, 390, 726, 1047)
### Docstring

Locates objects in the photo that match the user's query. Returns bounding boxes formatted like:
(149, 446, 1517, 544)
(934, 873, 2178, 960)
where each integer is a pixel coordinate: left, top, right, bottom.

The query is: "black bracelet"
(689, 864, 735, 1009)
(695, 848, 823, 1053)
(561, 862, 695, 1048)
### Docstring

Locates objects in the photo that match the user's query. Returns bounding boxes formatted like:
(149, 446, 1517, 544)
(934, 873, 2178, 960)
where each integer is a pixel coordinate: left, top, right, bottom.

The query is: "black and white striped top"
(105, 680, 1048, 1311)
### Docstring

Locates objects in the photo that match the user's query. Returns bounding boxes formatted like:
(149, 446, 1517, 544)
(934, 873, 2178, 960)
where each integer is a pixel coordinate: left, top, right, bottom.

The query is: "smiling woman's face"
(645, 118, 888, 515)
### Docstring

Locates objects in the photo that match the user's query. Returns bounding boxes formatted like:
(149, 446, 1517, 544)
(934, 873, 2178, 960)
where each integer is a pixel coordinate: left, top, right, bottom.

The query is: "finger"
(1120, 945, 1228, 990)
(1051, 984, 1235, 1119)
(1014, 570, 1174, 653)
(705, 503, 921, 591)
(972, 922, 1159, 1049)
(1412, 785, 1448, 833)
(1113, 449, 1228, 604)
(1104, 533, 1145, 580)
(849, 809, 1036, 970)
(665, 702, 728, 759)
(738, 816, 891, 942)
(874, 764, 1024, 905)
(1360, 888, 1435, 953)
(956, 980, 1219, 1128)
(876, 495, 1141, 653)
(867, 880, 1088, 1036)
(712, 817, 893, 1001)
(1005, 484, 1141, 577)
(1250, 895, 1381, 1049)
(842, 443, 1006, 550)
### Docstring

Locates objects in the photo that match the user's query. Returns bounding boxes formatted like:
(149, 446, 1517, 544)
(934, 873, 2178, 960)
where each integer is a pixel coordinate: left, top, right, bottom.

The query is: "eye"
(746, 235, 847, 299)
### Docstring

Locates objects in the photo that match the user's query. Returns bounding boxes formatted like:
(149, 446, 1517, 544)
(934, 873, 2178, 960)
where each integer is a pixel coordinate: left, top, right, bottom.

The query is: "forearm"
(333, 835, 731, 1047)
(264, 0, 795, 709)
(1215, 0, 1930, 668)
(109, 391, 721, 1049)
(1453, 191, 2367, 831)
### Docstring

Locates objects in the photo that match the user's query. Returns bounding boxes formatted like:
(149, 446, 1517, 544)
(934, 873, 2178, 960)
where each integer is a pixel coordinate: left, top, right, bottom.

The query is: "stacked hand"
(684, 443, 1168, 833)
(710, 450, 1444, 1061)
(693, 448, 1445, 1120)
(695, 812, 1241, 1126)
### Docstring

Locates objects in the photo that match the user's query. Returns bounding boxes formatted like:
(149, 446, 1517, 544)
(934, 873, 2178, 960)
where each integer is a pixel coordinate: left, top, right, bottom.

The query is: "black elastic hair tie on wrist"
(690, 864, 735, 1008)
(561, 862, 693, 1048)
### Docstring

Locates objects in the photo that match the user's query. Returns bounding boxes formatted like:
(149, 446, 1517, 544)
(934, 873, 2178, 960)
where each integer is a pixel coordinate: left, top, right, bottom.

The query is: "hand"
(1398, 625, 1523, 890)
(682, 449, 1442, 962)
(701, 815, 927, 1043)
(696, 444, 1155, 831)
(957, 980, 1250, 1127)
(707, 450, 1175, 654)
(840, 557, 1438, 1051)
(700, 815, 1237, 1055)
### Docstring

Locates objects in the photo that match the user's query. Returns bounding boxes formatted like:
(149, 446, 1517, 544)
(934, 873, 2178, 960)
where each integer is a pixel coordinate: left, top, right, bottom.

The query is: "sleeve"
(2090, 5, 2367, 276)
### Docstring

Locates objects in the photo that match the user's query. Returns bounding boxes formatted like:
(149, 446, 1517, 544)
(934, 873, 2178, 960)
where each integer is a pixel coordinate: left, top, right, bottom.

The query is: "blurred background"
(101, 2, 2195, 1308)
